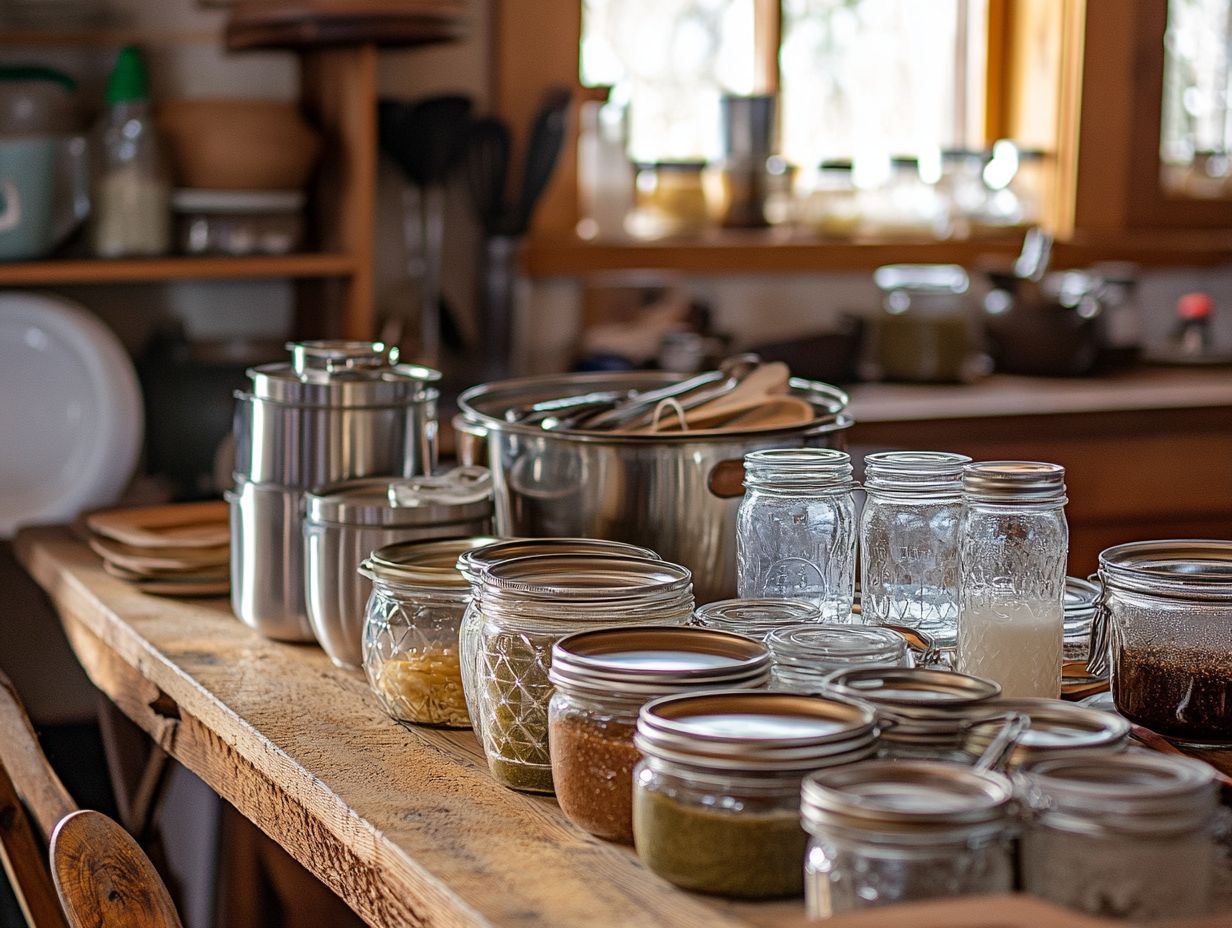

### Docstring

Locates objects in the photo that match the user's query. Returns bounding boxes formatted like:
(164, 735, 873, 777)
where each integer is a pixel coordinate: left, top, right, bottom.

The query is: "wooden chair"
(0, 670, 182, 928)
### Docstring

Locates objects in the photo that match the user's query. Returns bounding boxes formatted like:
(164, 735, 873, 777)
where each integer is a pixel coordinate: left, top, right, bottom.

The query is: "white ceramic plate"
(0, 292, 143, 537)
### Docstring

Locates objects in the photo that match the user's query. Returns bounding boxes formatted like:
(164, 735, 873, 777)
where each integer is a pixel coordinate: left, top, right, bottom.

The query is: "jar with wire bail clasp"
(801, 761, 1017, 917)
(767, 623, 915, 694)
(632, 690, 878, 899)
(693, 597, 822, 641)
(958, 697, 1129, 771)
(547, 626, 771, 843)
(473, 553, 692, 794)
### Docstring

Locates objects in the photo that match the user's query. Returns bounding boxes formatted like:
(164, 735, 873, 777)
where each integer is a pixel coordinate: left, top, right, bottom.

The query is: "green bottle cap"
(104, 46, 149, 104)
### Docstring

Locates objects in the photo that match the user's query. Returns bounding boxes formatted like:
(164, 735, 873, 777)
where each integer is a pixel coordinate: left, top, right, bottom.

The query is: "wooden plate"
(135, 578, 231, 598)
(87, 500, 230, 549)
(102, 559, 230, 584)
(89, 535, 230, 572)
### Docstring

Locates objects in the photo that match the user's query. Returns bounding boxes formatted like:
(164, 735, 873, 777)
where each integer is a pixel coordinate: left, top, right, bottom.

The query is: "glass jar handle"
(1085, 572, 1110, 677)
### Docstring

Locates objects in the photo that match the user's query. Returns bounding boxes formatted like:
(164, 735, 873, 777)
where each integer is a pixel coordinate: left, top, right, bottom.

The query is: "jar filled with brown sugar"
(548, 626, 771, 843)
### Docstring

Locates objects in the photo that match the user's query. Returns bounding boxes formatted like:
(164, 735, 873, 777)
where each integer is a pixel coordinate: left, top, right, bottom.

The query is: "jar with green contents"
(632, 690, 878, 899)
(475, 553, 691, 793)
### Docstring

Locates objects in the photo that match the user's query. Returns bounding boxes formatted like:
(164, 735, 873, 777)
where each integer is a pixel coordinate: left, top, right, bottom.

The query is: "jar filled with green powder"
(474, 554, 694, 793)
(632, 690, 878, 899)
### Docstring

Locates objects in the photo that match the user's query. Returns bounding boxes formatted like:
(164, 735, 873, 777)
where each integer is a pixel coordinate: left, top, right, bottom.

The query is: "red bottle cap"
(1177, 293, 1214, 321)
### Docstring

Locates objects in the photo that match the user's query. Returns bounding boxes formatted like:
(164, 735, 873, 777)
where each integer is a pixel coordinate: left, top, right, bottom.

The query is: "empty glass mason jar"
(767, 623, 912, 694)
(957, 462, 1068, 698)
(1063, 576, 1101, 662)
(802, 761, 1016, 917)
(736, 448, 859, 621)
(693, 597, 821, 641)
(860, 451, 970, 648)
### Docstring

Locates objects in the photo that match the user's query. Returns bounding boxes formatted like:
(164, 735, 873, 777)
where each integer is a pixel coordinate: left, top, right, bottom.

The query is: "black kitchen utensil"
(465, 116, 512, 235)
(512, 86, 571, 234)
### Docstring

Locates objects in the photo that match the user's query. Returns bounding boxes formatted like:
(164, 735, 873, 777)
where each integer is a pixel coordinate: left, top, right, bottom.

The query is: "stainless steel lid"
(457, 537, 659, 585)
(694, 598, 822, 638)
(361, 536, 502, 589)
(823, 667, 1002, 744)
(549, 626, 771, 698)
(802, 760, 1013, 838)
(1099, 539, 1232, 601)
(961, 698, 1129, 768)
(768, 623, 909, 668)
(481, 553, 691, 602)
(961, 461, 1066, 502)
(305, 468, 493, 526)
(863, 451, 971, 494)
(635, 690, 877, 772)
(246, 340, 441, 407)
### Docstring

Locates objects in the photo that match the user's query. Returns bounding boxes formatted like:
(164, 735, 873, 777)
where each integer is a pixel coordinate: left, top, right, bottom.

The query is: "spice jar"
(474, 554, 692, 794)
(860, 451, 971, 647)
(360, 537, 498, 728)
(548, 626, 770, 843)
(736, 448, 859, 621)
(959, 697, 1129, 770)
(802, 761, 1016, 917)
(957, 461, 1068, 698)
(767, 624, 912, 694)
(1019, 752, 1218, 919)
(1063, 576, 1100, 662)
(823, 667, 1000, 761)
(633, 690, 877, 899)
(693, 597, 821, 641)
(1090, 539, 1232, 745)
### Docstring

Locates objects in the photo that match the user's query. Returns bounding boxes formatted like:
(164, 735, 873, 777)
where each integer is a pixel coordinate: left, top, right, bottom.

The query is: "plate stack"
(86, 501, 230, 597)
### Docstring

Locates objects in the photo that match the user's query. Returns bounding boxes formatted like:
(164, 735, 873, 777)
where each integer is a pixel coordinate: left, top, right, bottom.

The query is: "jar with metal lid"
(957, 461, 1068, 698)
(1089, 539, 1232, 746)
(360, 537, 498, 728)
(860, 451, 971, 647)
(548, 626, 771, 843)
(693, 597, 821, 641)
(767, 624, 914, 694)
(633, 690, 877, 899)
(304, 468, 493, 668)
(872, 265, 988, 384)
(802, 760, 1016, 917)
(736, 448, 859, 621)
(456, 538, 660, 746)
(1063, 576, 1100, 662)
(823, 666, 1001, 761)
(1019, 752, 1218, 919)
(474, 554, 692, 794)
(959, 697, 1129, 770)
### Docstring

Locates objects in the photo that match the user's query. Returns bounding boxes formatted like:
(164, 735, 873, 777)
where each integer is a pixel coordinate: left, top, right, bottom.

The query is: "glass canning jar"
(474, 553, 692, 794)
(957, 462, 1068, 698)
(547, 626, 770, 843)
(1089, 540, 1232, 746)
(360, 538, 496, 728)
(767, 623, 912, 694)
(860, 451, 971, 647)
(802, 761, 1016, 917)
(736, 448, 859, 621)
(958, 697, 1129, 771)
(1063, 575, 1101, 663)
(693, 597, 821, 641)
(632, 691, 877, 899)
(1019, 752, 1218, 920)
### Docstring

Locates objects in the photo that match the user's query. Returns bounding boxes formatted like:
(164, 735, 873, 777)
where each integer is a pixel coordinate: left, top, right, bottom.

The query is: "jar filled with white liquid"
(957, 462, 1068, 698)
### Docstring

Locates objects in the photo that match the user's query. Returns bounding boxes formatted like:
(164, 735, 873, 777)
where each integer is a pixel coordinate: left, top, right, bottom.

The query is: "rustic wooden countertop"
(13, 526, 1229, 928)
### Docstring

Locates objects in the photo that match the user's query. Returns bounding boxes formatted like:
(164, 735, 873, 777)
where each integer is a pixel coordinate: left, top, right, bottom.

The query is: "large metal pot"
(455, 372, 852, 601)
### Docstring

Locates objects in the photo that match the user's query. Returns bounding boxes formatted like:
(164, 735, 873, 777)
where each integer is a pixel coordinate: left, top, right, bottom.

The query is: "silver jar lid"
(305, 467, 493, 526)
(961, 461, 1066, 503)
(802, 760, 1014, 840)
(823, 667, 1001, 745)
(549, 626, 771, 699)
(246, 340, 440, 407)
(480, 553, 691, 603)
(361, 536, 501, 589)
(768, 623, 909, 672)
(636, 690, 878, 772)
(863, 451, 971, 494)
(694, 598, 822, 639)
(1099, 539, 1232, 601)
(457, 537, 659, 585)
(961, 698, 1129, 769)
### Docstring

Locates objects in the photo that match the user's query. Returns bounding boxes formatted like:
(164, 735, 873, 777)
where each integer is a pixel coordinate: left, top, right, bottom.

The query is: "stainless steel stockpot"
(455, 371, 851, 601)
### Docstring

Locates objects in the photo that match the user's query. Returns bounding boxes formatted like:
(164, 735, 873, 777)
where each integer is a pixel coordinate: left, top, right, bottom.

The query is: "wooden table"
(14, 526, 1228, 928)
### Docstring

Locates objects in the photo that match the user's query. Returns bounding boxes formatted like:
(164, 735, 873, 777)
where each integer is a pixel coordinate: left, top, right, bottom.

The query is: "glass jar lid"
(1099, 539, 1232, 601)
(694, 598, 822, 639)
(636, 690, 878, 772)
(480, 553, 691, 604)
(802, 760, 1013, 839)
(549, 626, 771, 699)
(961, 461, 1066, 503)
(960, 698, 1129, 769)
(361, 536, 501, 589)
(873, 264, 969, 295)
(457, 537, 659, 586)
(767, 623, 909, 670)
(823, 667, 1001, 745)
(305, 468, 493, 526)
(246, 340, 440, 407)
(863, 451, 971, 495)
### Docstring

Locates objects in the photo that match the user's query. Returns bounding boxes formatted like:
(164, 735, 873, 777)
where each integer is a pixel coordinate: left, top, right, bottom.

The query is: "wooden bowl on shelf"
(158, 99, 322, 191)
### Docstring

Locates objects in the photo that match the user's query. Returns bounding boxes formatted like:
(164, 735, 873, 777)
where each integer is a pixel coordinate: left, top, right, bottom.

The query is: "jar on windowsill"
(767, 623, 913, 694)
(474, 553, 692, 794)
(625, 161, 710, 239)
(633, 690, 877, 899)
(693, 597, 821, 642)
(548, 626, 770, 843)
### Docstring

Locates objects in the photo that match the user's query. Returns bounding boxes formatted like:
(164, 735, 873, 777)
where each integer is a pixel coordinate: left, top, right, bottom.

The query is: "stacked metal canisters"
(229, 341, 440, 642)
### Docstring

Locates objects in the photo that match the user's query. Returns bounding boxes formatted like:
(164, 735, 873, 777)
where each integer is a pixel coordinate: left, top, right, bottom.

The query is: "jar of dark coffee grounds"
(547, 626, 770, 843)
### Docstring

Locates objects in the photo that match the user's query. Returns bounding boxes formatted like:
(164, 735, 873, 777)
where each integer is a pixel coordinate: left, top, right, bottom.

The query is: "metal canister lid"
(635, 690, 878, 772)
(549, 626, 771, 698)
(481, 553, 690, 603)
(802, 760, 1013, 839)
(823, 667, 1002, 745)
(1098, 539, 1232, 601)
(305, 468, 493, 526)
(960, 698, 1129, 769)
(361, 536, 501, 589)
(768, 623, 909, 669)
(456, 537, 659, 586)
(246, 340, 440, 407)
(694, 598, 822, 639)
(961, 461, 1066, 502)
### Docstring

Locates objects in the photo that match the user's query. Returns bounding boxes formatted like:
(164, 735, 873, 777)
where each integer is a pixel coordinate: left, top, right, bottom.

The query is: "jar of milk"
(957, 462, 1068, 698)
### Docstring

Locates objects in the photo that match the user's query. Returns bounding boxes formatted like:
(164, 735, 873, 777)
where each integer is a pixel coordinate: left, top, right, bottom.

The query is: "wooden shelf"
(0, 253, 357, 287)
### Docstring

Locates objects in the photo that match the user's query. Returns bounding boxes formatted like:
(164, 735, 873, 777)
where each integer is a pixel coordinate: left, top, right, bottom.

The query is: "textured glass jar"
(547, 626, 770, 843)
(957, 462, 1068, 698)
(693, 597, 821, 641)
(736, 448, 859, 621)
(1063, 575, 1101, 662)
(633, 691, 877, 899)
(958, 697, 1129, 771)
(474, 554, 691, 794)
(1019, 752, 1218, 920)
(860, 451, 970, 647)
(802, 761, 1015, 917)
(767, 623, 912, 694)
(360, 538, 496, 728)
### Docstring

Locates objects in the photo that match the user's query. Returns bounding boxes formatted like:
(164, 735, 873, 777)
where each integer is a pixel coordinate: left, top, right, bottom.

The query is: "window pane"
(1161, 0, 1232, 195)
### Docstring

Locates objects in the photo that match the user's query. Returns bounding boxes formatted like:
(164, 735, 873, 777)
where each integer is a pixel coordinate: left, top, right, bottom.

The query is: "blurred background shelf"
(0, 253, 358, 286)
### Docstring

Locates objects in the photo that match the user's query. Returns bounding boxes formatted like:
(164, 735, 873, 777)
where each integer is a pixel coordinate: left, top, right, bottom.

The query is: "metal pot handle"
(1085, 572, 1110, 677)
(452, 414, 489, 467)
(707, 459, 746, 499)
